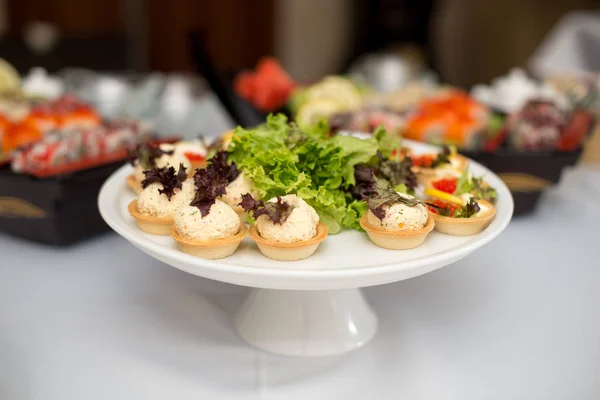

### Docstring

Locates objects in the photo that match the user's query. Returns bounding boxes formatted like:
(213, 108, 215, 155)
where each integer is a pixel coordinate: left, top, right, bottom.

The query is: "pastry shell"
(249, 222, 328, 261)
(429, 200, 496, 236)
(126, 174, 143, 194)
(171, 224, 248, 259)
(128, 200, 173, 235)
(360, 213, 435, 250)
(414, 154, 468, 182)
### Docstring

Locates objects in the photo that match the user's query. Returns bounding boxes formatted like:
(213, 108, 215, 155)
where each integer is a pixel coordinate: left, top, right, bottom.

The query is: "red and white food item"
(173, 140, 207, 164)
(506, 99, 568, 151)
(0, 96, 102, 158)
(329, 107, 406, 135)
(11, 119, 150, 175)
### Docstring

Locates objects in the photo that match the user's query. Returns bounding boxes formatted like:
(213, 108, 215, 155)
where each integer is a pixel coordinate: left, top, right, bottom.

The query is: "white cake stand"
(98, 141, 513, 357)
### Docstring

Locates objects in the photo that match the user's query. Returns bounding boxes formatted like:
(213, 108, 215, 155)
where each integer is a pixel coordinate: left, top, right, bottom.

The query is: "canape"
(172, 139, 208, 171)
(424, 169, 497, 204)
(359, 192, 434, 250)
(126, 174, 143, 194)
(241, 194, 328, 261)
(128, 165, 194, 235)
(207, 150, 258, 223)
(129, 143, 184, 193)
(128, 139, 207, 194)
(171, 201, 247, 259)
(410, 146, 467, 182)
(351, 165, 434, 249)
(426, 194, 496, 236)
(170, 164, 248, 259)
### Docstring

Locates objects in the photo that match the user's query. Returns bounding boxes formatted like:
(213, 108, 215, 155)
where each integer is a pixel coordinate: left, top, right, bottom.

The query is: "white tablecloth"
(1, 166, 599, 400)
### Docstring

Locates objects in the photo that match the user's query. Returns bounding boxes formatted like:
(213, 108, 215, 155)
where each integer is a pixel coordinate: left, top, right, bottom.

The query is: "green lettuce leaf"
(454, 169, 497, 203)
(228, 114, 386, 233)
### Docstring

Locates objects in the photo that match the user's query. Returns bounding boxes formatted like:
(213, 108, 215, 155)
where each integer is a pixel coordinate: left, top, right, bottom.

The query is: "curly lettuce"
(454, 170, 497, 203)
(228, 114, 389, 233)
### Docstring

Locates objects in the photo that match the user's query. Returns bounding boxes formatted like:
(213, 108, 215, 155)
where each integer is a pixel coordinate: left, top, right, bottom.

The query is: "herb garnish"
(239, 193, 294, 224)
(130, 143, 174, 170)
(208, 151, 240, 183)
(187, 151, 242, 217)
(142, 163, 188, 200)
(454, 170, 497, 203)
(375, 151, 418, 193)
(352, 166, 420, 220)
(427, 197, 481, 218)
(189, 168, 229, 217)
(430, 146, 451, 168)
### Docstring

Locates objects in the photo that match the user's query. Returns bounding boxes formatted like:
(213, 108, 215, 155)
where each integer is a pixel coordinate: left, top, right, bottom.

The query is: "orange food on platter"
(24, 109, 58, 132)
(1, 121, 42, 153)
(404, 92, 489, 149)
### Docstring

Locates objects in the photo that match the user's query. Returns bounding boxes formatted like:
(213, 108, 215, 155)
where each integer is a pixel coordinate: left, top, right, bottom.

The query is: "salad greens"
(228, 114, 394, 233)
(352, 165, 420, 220)
(454, 170, 497, 203)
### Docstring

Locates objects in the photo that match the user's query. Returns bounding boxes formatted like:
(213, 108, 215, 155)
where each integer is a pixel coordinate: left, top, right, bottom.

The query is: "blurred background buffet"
(0, 0, 599, 245)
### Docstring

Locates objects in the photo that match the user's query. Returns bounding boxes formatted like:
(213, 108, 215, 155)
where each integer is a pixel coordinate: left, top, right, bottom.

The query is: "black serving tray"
(0, 161, 126, 245)
(462, 147, 584, 216)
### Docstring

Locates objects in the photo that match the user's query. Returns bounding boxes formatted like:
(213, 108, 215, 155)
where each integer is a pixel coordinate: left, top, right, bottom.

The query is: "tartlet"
(359, 213, 435, 250)
(171, 224, 248, 259)
(128, 200, 173, 235)
(429, 200, 496, 236)
(413, 154, 468, 181)
(249, 222, 328, 261)
(126, 174, 143, 194)
(423, 172, 497, 204)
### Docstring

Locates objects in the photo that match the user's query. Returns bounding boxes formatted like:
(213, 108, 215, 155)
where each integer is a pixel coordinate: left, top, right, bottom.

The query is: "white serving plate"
(98, 139, 513, 357)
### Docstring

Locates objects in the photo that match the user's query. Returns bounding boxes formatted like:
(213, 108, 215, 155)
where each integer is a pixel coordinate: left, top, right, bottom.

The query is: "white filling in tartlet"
(173, 140, 207, 158)
(366, 193, 428, 231)
(134, 143, 192, 182)
(256, 194, 319, 243)
(221, 173, 256, 212)
(137, 180, 195, 218)
(174, 200, 240, 241)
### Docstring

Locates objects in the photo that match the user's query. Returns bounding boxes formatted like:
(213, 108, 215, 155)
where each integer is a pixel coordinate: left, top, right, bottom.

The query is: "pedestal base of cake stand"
(234, 288, 378, 357)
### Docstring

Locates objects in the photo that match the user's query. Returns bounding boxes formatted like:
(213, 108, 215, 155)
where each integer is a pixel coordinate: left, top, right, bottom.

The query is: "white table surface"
(1, 166, 599, 400)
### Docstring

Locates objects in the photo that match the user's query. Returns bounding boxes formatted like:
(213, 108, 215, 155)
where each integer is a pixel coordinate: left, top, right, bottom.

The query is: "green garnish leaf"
(376, 152, 418, 192)
(352, 165, 419, 220)
(454, 170, 497, 203)
(454, 197, 481, 218)
(374, 125, 402, 159)
(430, 146, 451, 168)
(228, 114, 387, 233)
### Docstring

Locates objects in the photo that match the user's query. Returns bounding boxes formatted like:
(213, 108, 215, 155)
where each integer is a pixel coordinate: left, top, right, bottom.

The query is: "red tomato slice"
(432, 178, 458, 194)
(183, 152, 206, 162)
